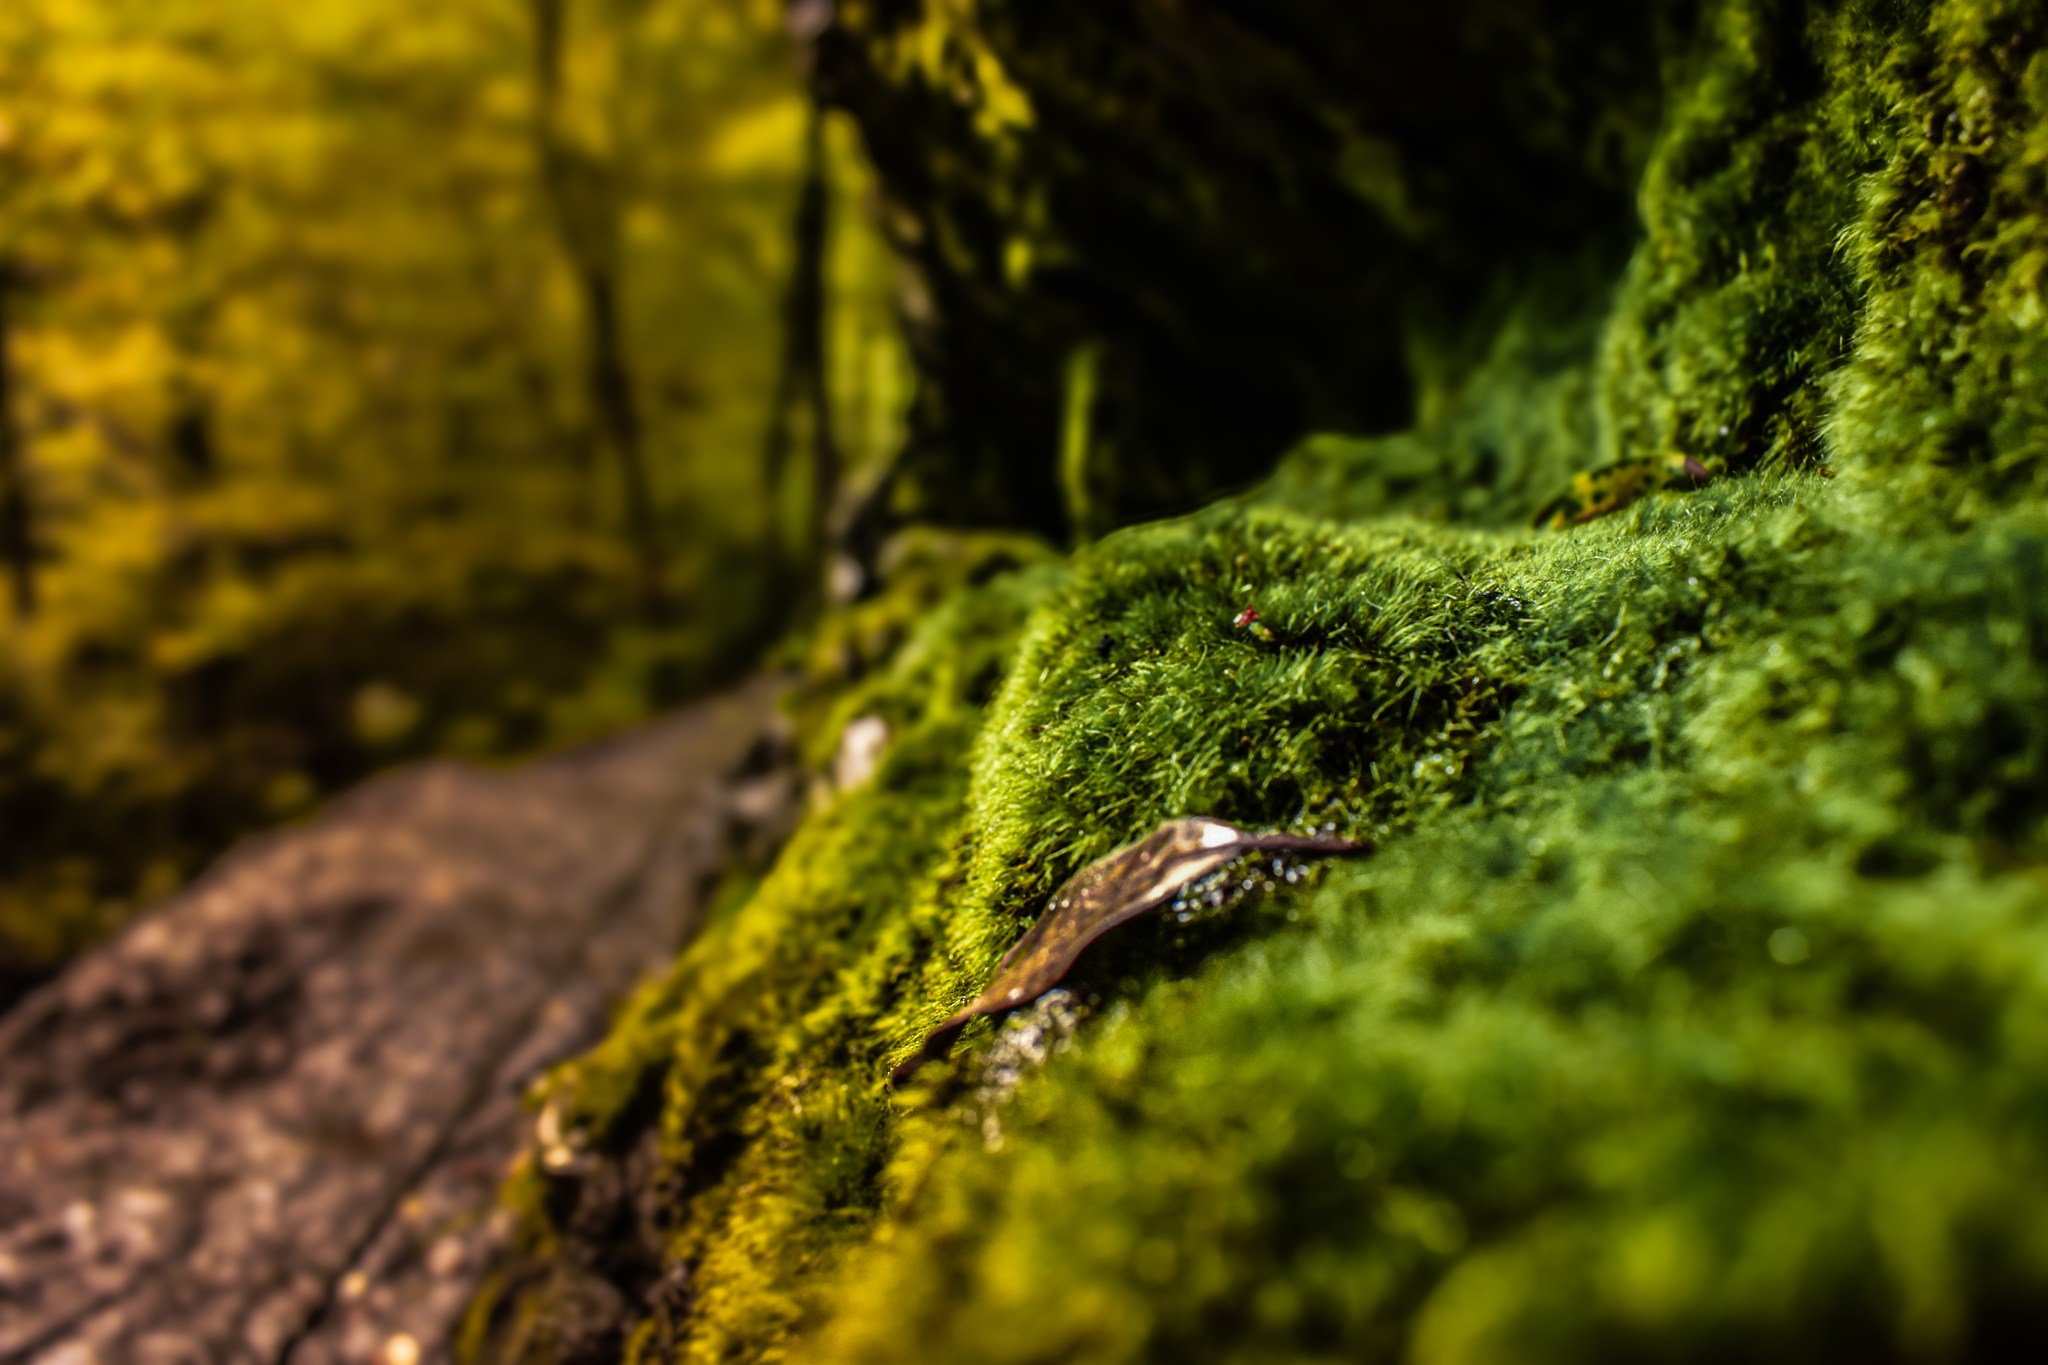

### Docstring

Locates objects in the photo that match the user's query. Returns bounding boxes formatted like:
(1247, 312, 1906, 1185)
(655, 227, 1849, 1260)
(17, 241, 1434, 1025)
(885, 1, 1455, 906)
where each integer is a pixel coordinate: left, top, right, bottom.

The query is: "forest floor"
(0, 676, 792, 1365)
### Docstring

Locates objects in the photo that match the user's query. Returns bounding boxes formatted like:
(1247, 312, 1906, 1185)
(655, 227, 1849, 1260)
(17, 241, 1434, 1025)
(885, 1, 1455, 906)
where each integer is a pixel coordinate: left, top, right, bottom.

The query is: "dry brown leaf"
(891, 817, 1369, 1084)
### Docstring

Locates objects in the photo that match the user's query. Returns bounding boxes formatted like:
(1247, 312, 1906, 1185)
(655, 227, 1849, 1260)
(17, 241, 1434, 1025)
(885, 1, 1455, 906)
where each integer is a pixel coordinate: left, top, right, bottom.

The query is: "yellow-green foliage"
(500, 0, 2048, 1359)
(0, 0, 909, 984)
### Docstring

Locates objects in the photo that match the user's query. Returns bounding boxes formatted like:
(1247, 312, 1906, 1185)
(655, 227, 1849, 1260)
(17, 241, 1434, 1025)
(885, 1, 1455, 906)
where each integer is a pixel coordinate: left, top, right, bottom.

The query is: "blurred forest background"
(0, 0, 908, 994)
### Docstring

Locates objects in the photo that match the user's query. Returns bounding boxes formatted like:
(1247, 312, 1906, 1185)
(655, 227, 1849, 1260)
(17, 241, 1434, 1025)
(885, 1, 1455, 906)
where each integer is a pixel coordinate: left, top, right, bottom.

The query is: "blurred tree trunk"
(762, 102, 839, 609)
(579, 268, 659, 603)
(530, 0, 666, 619)
(0, 268, 34, 619)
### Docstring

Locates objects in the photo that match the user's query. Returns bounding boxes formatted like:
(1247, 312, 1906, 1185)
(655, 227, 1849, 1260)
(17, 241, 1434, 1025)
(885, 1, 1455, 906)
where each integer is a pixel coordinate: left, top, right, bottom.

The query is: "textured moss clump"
(811, 480, 2048, 1362)
(483, 1, 2048, 1360)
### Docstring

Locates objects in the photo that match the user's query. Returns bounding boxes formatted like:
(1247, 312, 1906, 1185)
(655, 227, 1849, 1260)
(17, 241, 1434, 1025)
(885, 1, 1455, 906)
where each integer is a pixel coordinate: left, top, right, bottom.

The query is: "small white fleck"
(833, 715, 892, 791)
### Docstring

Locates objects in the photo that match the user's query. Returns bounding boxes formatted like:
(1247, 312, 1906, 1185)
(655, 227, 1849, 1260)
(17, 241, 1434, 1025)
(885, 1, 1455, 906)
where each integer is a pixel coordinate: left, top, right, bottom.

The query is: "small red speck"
(1233, 607, 1260, 628)
(1681, 457, 1711, 482)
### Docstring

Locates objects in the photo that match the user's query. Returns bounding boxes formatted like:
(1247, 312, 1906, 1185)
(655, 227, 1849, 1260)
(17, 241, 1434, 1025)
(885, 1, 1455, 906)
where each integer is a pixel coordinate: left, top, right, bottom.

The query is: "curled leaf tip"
(890, 817, 1367, 1085)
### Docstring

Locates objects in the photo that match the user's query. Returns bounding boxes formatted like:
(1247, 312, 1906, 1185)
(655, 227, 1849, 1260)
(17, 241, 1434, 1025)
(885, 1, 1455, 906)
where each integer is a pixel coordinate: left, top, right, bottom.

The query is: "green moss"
(491, 1, 2048, 1360)
(482, 559, 1060, 1362)
(807, 480, 2048, 1363)
(1594, 0, 1868, 476)
(1256, 254, 1619, 527)
(785, 527, 1056, 768)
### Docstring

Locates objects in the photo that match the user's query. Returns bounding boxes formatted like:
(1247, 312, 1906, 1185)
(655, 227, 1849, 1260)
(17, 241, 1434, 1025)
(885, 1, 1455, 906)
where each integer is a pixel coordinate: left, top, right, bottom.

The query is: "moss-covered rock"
(477, 1, 2048, 1360)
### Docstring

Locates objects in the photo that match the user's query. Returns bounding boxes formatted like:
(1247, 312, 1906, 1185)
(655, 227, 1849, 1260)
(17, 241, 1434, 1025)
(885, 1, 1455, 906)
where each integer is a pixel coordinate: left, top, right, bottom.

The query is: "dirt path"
(0, 678, 792, 1365)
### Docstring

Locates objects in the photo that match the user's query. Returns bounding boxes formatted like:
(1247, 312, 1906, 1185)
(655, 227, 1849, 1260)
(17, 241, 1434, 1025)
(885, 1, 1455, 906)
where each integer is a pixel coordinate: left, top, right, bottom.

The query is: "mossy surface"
(809, 479, 2048, 1363)
(485, 1, 2048, 1360)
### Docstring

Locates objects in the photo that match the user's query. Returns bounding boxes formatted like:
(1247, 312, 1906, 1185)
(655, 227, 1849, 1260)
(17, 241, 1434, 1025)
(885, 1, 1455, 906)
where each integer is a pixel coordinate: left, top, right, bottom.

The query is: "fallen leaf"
(891, 817, 1369, 1083)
